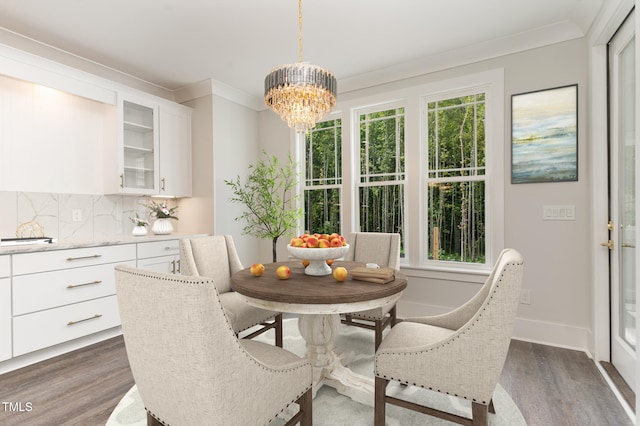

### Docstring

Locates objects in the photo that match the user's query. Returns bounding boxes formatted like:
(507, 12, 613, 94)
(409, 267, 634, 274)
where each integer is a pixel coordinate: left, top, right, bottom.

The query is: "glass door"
(608, 10, 636, 392)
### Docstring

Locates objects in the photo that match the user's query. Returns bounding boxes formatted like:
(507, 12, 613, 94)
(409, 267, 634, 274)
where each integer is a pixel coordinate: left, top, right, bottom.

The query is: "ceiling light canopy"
(264, 0, 337, 134)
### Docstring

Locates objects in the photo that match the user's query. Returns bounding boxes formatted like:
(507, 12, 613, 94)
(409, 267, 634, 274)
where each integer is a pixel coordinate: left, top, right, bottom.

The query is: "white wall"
(257, 110, 297, 263)
(175, 94, 214, 235)
(259, 38, 593, 351)
(212, 95, 262, 265)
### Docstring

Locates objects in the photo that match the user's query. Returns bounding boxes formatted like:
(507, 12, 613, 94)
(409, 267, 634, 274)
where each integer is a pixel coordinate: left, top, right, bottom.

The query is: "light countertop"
(0, 233, 207, 255)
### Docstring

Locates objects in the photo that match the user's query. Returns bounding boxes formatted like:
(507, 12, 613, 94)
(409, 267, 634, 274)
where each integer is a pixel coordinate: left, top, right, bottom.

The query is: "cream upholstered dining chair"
(115, 265, 312, 426)
(180, 235, 283, 347)
(374, 248, 524, 426)
(341, 232, 401, 350)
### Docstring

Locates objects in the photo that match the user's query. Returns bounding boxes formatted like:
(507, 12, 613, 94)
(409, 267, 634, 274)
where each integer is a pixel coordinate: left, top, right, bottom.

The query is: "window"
(357, 107, 405, 255)
(426, 93, 486, 264)
(303, 118, 342, 234)
(295, 69, 503, 270)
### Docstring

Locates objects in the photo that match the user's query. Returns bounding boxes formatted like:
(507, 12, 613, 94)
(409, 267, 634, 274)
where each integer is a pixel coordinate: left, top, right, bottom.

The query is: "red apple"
(333, 266, 348, 282)
(276, 265, 291, 280)
(318, 239, 330, 248)
(250, 263, 265, 277)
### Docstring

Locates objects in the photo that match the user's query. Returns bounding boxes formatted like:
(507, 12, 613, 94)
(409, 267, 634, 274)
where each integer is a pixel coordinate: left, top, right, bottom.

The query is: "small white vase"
(131, 225, 148, 237)
(152, 218, 173, 235)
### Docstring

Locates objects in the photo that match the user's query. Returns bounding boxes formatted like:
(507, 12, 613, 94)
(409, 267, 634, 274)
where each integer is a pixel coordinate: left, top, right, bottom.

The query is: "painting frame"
(511, 84, 578, 184)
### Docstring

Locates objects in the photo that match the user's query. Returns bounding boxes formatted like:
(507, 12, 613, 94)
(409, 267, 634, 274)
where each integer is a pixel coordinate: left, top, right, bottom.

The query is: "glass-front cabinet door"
(118, 96, 159, 194)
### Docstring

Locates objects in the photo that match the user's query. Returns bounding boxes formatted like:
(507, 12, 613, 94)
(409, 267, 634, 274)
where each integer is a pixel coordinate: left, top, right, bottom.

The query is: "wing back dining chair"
(180, 235, 283, 347)
(341, 232, 401, 350)
(374, 248, 524, 426)
(115, 265, 312, 426)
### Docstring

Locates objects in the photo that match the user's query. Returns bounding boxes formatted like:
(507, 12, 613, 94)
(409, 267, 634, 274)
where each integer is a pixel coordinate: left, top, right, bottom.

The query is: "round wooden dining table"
(231, 260, 407, 406)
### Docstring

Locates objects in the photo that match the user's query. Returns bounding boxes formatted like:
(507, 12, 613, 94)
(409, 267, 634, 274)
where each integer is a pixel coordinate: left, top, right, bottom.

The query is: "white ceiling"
(0, 0, 606, 100)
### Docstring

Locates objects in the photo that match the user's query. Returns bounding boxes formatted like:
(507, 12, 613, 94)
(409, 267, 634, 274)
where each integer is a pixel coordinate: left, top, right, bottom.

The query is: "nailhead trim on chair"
(375, 260, 524, 406)
(120, 268, 312, 425)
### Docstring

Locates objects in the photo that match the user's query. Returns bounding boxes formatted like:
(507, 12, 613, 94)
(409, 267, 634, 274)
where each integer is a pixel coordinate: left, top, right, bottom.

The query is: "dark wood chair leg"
(293, 388, 312, 426)
(275, 313, 283, 347)
(471, 402, 489, 426)
(488, 398, 495, 414)
(374, 376, 388, 426)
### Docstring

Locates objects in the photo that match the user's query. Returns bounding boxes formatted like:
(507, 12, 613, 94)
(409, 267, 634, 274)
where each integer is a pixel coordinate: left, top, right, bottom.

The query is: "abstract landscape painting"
(511, 85, 578, 184)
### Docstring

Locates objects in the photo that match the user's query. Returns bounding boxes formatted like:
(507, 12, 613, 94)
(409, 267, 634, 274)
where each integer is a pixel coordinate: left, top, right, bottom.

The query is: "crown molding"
(338, 20, 585, 95)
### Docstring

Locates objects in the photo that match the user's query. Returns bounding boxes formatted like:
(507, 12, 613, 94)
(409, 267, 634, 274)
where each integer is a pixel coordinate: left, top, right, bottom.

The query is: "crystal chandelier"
(264, 0, 337, 133)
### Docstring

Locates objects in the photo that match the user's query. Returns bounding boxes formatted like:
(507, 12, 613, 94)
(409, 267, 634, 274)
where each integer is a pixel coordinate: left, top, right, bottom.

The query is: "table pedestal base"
(298, 313, 374, 407)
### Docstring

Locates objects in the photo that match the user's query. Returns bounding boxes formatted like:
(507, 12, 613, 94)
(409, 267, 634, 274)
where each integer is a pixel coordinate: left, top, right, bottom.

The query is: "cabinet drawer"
(13, 295, 121, 356)
(13, 244, 136, 275)
(137, 255, 179, 274)
(137, 239, 180, 259)
(0, 278, 11, 362)
(0, 255, 9, 278)
(13, 261, 135, 316)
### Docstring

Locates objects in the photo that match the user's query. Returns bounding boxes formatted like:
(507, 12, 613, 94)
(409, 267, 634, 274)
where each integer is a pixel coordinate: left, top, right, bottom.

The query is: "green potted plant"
(225, 152, 302, 262)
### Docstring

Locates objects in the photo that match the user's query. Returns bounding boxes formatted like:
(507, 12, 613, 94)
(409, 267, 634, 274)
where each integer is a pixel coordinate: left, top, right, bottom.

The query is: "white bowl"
(287, 244, 349, 276)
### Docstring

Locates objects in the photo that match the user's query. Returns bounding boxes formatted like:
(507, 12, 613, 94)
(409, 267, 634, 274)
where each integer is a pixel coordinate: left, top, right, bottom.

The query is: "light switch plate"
(543, 205, 575, 221)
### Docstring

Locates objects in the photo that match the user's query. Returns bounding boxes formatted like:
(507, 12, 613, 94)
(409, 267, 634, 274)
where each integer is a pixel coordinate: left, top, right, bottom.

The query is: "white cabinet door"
(159, 103, 192, 197)
(105, 93, 160, 195)
(0, 277, 11, 362)
(137, 255, 180, 274)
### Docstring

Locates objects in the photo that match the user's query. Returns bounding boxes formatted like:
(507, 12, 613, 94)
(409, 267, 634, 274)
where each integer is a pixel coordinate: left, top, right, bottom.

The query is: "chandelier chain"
(298, 0, 303, 63)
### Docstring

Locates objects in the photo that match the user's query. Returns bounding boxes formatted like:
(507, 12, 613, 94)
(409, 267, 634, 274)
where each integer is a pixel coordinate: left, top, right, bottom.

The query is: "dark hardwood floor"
(0, 336, 632, 426)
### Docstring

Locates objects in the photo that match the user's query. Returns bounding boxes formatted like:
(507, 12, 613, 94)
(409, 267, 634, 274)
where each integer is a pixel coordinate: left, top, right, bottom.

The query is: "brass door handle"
(600, 240, 613, 250)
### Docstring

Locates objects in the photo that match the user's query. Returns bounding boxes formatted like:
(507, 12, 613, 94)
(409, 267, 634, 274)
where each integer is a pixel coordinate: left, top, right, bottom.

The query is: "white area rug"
(107, 318, 526, 425)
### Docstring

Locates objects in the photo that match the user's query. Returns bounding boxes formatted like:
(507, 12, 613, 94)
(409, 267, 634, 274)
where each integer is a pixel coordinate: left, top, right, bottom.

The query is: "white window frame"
(299, 114, 343, 234)
(419, 70, 504, 273)
(354, 101, 407, 246)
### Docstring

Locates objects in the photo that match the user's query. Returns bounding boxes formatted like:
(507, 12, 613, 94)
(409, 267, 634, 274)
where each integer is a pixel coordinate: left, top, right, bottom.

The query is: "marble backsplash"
(0, 191, 180, 241)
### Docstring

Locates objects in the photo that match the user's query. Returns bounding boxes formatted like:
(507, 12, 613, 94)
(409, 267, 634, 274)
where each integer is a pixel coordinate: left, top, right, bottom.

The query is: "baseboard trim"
(0, 326, 122, 375)
(397, 300, 592, 353)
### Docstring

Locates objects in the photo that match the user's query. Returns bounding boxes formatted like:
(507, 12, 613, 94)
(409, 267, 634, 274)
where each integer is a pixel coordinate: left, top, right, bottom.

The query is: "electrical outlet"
(72, 209, 82, 222)
(520, 289, 531, 305)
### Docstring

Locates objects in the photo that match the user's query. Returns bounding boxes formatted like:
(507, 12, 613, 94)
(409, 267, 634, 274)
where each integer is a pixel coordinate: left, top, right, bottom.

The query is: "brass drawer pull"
(67, 280, 102, 289)
(67, 314, 102, 326)
(66, 254, 102, 261)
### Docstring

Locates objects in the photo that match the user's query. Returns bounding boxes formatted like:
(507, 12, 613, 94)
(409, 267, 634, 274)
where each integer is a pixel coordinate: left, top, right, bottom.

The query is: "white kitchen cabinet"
(0, 256, 11, 362)
(137, 239, 181, 274)
(13, 296, 121, 356)
(111, 95, 160, 195)
(159, 103, 192, 197)
(11, 244, 136, 356)
(105, 93, 192, 197)
(0, 75, 115, 194)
